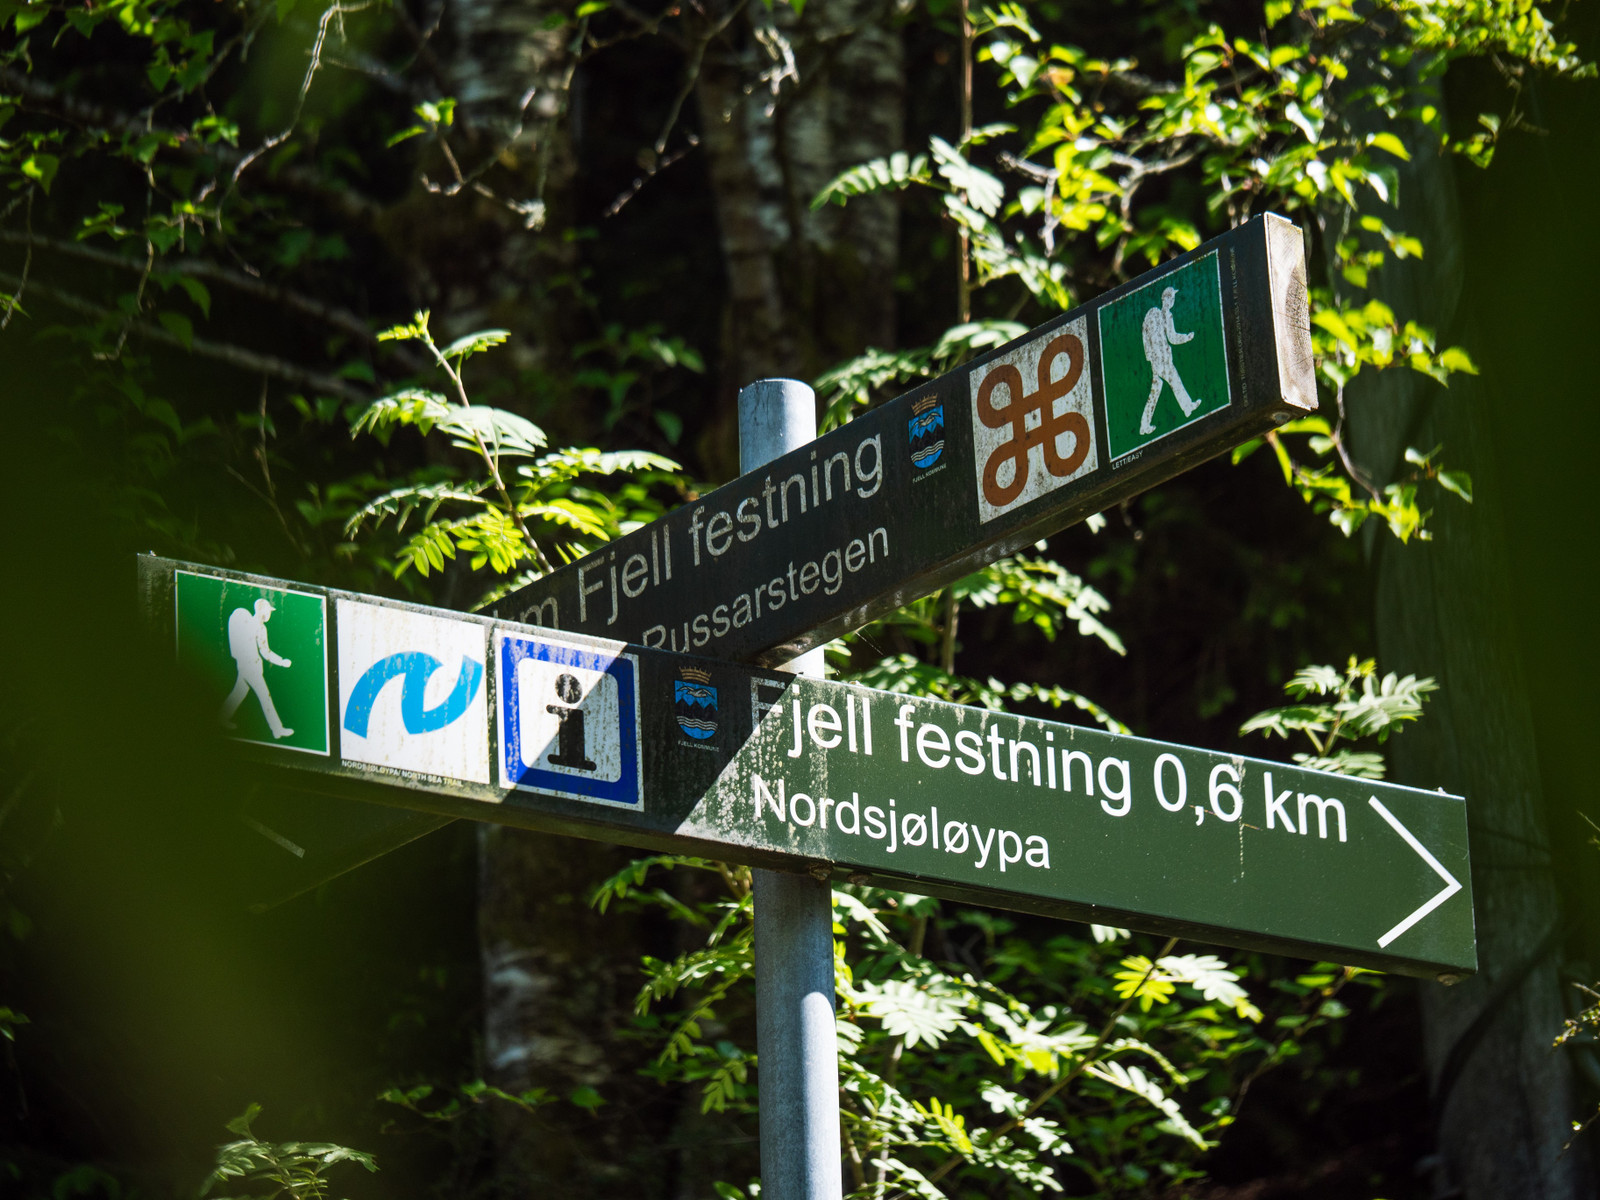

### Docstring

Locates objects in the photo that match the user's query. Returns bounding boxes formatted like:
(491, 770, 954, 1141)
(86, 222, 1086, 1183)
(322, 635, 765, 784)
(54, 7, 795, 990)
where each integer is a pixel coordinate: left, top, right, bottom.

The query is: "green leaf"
(386, 124, 428, 148)
(441, 328, 511, 360)
(176, 275, 211, 317)
(859, 979, 966, 1048)
(20, 152, 58, 193)
(13, 4, 48, 33)
(1368, 131, 1411, 161)
(1112, 956, 1175, 1010)
(812, 151, 931, 209)
(931, 137, 1005, 215)
(568, 1086, 606, 1109)
(158, 311, 194, 349)
(224, 1103, 261, 1137)
(1437, 345, 1478, 375)
(1438, 470, 1473, 502)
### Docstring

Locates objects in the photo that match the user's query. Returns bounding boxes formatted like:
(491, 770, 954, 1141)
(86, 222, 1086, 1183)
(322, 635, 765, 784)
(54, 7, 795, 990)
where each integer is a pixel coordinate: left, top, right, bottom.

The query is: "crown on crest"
(913, 395, 939, 415)
(679, 667, 711, 684)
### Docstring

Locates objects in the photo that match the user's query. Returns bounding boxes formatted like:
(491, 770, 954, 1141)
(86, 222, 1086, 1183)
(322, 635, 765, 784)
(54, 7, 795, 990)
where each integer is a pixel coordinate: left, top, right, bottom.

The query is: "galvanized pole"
(739, 378, 843, 1200)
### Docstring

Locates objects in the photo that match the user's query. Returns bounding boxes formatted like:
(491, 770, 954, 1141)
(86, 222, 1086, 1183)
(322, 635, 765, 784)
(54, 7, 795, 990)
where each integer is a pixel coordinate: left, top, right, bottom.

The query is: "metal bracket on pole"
(740, 378, 843, 1200)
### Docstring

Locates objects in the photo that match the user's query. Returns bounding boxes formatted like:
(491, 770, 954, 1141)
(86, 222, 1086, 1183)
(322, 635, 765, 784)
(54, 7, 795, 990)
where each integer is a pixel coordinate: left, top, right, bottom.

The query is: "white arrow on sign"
(1369, 796, 1464, 948)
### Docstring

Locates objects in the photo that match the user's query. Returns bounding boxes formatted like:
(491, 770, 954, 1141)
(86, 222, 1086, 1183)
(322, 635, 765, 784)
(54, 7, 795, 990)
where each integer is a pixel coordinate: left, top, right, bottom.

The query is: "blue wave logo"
(344, 651, 484, 737)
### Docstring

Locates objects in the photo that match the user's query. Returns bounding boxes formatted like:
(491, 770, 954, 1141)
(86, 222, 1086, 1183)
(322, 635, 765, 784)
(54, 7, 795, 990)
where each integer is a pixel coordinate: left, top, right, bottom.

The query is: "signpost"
(143, 218, 1472, 1200)
(143, 556, 1476, 979)
(488, 214, 1316, 666)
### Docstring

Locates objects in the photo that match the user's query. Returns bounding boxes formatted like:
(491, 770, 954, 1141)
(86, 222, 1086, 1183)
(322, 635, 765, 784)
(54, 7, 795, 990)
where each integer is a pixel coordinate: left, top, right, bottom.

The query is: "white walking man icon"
(1139, 286, 1202, 435)
(219, 598, 295, 739)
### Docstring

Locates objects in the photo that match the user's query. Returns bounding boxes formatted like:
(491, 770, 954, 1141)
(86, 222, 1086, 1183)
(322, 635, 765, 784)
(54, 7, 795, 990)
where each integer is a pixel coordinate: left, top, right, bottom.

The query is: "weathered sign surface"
(490, 214, 1316, 666)
(145, 558, 1475, 978)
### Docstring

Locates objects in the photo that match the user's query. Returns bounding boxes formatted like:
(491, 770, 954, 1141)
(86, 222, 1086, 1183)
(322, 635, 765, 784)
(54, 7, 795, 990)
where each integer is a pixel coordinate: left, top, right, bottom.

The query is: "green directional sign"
(702, 681, 1473, 976)
(1098, 251, 1233, 463)
(144, 558, 1475, 978)
(174, 569, 329, 755)
(487, 215, 1316, 666)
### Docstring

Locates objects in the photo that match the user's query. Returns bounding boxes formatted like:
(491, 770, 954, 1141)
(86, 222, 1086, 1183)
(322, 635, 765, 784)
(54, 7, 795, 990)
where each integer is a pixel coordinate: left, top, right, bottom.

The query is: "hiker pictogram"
(1138, 286, 1201, 434)
(1096, 251, 1231, 462)
(220, 599, 295, 739)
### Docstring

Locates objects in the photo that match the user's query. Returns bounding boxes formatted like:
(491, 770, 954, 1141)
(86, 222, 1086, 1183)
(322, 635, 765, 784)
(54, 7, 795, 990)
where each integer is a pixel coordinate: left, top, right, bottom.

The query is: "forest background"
(1, 0, 1598, 1196)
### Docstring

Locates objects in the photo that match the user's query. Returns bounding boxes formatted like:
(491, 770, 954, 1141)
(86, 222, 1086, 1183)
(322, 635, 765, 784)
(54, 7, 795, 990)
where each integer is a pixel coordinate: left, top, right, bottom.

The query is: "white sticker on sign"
(337, 599, 489, 783)
(969, 315, 1098, 524)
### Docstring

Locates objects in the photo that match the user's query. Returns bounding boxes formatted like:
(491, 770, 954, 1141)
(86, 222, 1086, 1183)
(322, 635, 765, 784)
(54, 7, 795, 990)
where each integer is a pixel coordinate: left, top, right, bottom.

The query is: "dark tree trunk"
(1342, 100, 1599, 1200)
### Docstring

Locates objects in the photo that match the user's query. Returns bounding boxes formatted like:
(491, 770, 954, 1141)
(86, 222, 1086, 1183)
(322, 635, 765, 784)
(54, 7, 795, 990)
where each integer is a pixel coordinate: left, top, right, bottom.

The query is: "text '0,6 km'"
(147, 559, 1475, 980)
(491, 213, 1316, 665)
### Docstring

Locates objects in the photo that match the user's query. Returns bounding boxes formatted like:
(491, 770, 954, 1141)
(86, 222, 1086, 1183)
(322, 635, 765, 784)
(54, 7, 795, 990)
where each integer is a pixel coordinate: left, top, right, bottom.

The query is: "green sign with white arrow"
(144, 557, 1475, 978)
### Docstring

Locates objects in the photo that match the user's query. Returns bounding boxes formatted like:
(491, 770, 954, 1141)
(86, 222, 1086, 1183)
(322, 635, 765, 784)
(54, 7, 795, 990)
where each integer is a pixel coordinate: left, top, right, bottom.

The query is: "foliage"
(1, 0, 1581, 1194)
(599, 857, 1384, 1198)
(1240, 655, 1437, 778)
(345, 313, 681, 604)
(1556, 814, 1600, 1149)
(202, 1105, 377, 1200)
(814, 0, 1589, 542)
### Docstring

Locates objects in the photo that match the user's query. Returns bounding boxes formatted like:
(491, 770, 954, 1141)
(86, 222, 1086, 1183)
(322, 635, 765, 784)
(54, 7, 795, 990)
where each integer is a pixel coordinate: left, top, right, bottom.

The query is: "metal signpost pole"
(739, 378, 843, 1200)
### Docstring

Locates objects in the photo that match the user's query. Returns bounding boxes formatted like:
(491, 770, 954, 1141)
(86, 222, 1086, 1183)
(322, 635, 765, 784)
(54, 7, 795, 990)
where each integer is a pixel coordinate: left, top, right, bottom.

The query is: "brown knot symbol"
(976, 331, 1091, 508)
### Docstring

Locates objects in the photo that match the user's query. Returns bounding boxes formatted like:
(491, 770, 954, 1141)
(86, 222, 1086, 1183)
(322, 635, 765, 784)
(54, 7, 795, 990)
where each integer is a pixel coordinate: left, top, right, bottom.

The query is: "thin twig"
(605, 134, 700, 218)
(0, 230, 420, 366)
(108, 235, 156, 359)
(957, 0, 973, 324)
(1331, 381, 1382, 500)
(1, 189, 33, 330)
(655, 0, 748, 156)
(0, 66, 379, 223)
(229, 1, 382, 197)
(425, 333, 552, 573)
(938, 591, 959, 674)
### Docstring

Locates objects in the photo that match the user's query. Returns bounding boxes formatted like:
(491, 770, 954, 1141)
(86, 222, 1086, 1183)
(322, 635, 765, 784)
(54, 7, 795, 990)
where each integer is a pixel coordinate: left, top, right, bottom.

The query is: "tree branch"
(0, 270, 371, 401)
(0, 66, 381, 224)
(0, 229, 421, 366)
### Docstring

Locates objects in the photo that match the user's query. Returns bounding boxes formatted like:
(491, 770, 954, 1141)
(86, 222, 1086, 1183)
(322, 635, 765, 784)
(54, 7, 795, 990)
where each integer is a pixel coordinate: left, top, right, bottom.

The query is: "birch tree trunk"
(693, 0, 904, 470)
(381, 0, 582, 386)
(446, 0, 909, 1192)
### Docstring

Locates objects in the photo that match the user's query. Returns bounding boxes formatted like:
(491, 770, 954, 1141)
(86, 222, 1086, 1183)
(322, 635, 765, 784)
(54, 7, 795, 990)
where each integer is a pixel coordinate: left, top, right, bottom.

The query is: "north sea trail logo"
(908, 396, 944, 470)
(674, 667, 719, 740)
(336, 599, 490, 783)
(968, 315, 1098, 524)
(343, 652, 483, 738)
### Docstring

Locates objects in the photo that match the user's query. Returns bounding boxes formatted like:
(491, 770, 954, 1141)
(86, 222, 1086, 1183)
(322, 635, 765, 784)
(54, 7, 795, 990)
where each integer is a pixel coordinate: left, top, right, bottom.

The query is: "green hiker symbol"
(219, 598, 296, 739)
(1139, 286, 1201, 435)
